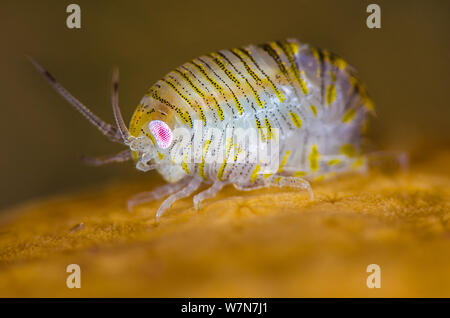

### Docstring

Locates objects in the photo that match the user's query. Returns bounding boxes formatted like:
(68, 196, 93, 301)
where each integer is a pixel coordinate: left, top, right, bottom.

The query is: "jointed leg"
(233, 175, 313, 199)
(233, 183, 266, 191)
(81, 149, 132, 166)
(156, 178, 203, 220)
(193, 181, 225, 210)
(127, 177, 191, 212)
(265, 175, 314, 199)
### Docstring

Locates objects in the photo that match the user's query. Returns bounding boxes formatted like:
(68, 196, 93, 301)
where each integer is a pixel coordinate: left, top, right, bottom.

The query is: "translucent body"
(129, 39, 373, 199)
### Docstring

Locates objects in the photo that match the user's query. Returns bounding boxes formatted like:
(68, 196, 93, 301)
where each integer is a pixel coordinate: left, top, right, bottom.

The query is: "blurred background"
(0, 0, 449, 211)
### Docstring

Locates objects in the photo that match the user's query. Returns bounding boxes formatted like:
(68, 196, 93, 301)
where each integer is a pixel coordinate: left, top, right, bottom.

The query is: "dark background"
(1, 0, 449, 211)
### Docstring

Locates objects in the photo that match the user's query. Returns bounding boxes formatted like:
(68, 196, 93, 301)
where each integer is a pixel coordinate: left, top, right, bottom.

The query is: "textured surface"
(0, 150, 449, 297)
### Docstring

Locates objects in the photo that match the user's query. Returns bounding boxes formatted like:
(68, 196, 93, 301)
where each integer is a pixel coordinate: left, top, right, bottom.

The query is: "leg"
(233, 183, 266, 191)
(81, 149, 132, 166)
(264, 175, 314, 199)
(127, 177, 191, 212)
(233, 175, 314, 199)
(193, 181, 225, 210)
(156, 178, 202, 220)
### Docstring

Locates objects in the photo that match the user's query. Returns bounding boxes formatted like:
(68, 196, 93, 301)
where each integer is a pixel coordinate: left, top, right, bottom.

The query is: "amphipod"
(30, 38, 374, 220)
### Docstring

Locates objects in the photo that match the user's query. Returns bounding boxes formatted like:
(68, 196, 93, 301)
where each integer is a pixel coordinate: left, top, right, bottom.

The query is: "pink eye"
(148, 120, 173, 149)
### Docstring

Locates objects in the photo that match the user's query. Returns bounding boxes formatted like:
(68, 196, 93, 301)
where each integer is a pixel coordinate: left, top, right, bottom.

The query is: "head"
(108, 74, 190, 183)
(127, 101, 177, 175)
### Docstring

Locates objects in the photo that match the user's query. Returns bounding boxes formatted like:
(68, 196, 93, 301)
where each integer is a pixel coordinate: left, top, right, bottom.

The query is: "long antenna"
(27, 56, 124, 144)
(111, 68, 132, 144)
(81, 149, 132, 166)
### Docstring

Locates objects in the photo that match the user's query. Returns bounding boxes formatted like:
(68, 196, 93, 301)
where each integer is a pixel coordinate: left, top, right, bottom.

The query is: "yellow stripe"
(261, 42, 305, 101)
(162, 78, 194, 108)
(246, 79, 265, 108)
(209, 53, 244, 115)
(328, 159, 341, 166)
(250, 164, 261, 183)
(333, 57, 347, 70)
(299, 70, 309, 95)
(143, 129, 156, 145)
(151, 90, 192, 127)
(260, 43, 289, 77)
(129, 103, 155, 137)
(277, 41, 309, 95)
(264, 117, 273, 140)
(231, 48, 262, 84)
(188, 59, 225, 121)
(203, 139, 211, 152)
(173, 70, 208, 125)
(229, 88, 243, 115)
(189, 60, 224, 92)
(181, 152, 190, 174)
(310, 47, 321, 78)
(163, 78, 207, 126)
(286, 40, 300, 55)
(294, 171, 307, 177)
(217, 51, 265, 109)
(289, 111, 302, 129)
(278, 150, 291, 173)
(350, 76, 375, 112)
(217, 137, 233, 181)
(273, 176, 282, 184)
(211, 96, 224, 121)
(233, 143, 242, 161)
(340, 144, 356, 157)
(313, 175, 326, 182)
(175, 69, 205, 97)
(330, 71, 337, 82)
(322, 50, 331, 63)
(364, 96, 375, 112)
(327, 51, 348, 71)
(349, 75, 359, 88)
(326, 84, 336, 105)
(255, 117, 266, 141)
(359, 84, 375, 111)
(238, 48, 285, 103)
(352, 156, 364, 168)
(310, 105, 317, 117)
(309, 144, 320, 171)
(198, 139, 211, 180)
(342, 108, 356, 123)
(209, 53, 241, 87)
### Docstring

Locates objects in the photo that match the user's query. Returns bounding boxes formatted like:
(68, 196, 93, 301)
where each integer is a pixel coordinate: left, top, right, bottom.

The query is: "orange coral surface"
(0, 151, 449, 297)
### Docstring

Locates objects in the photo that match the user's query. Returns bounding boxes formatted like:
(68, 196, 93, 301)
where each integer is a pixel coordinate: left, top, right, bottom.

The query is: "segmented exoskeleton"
(30, 38, 374, 220)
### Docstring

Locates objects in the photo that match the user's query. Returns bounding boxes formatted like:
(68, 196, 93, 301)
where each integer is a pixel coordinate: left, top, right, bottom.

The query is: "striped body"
(129, 38, 374, 186)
